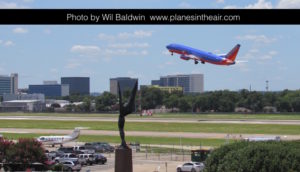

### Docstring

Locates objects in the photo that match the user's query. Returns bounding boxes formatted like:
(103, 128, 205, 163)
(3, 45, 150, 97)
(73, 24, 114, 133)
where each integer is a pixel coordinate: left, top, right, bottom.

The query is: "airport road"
(1, 116, 300, 125)
(1, 128, 300, 140)
(81, 159, 185, 172)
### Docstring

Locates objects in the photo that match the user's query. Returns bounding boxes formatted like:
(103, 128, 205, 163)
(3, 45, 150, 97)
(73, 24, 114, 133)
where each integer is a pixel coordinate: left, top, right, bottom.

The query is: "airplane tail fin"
(226, 44, 241, 61)
(70, 128, 81, 139)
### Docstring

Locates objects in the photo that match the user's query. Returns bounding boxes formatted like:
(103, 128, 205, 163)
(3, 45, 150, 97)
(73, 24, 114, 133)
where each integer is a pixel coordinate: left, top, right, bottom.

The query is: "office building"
(61, 77, 90, 95)
(11, 73, 18, 94)
(0, 73, 18, 96)
(151, 74, 204, 94)
(110, 77, 138, 95)
(28, 84, 69, 97)
(141, 85, 183, 93)
(43, 80, 58, 85)
(151, 80, 161, 86)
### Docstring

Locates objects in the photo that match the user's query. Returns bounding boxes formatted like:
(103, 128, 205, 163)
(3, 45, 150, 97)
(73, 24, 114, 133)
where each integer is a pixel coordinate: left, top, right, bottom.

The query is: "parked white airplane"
(37, 128, 82, 147)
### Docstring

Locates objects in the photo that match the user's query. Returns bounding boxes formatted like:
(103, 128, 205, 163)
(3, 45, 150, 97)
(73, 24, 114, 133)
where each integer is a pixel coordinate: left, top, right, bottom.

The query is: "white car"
(61, 160, 81, 172)
(177, 162, 205, 172)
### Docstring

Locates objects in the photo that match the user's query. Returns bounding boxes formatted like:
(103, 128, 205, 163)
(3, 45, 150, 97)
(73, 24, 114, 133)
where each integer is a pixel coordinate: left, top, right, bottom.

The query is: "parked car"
(94, 153, 107, 164)
(78, 154, 95, 165)
(177, 162, 205, 172)
(55, 153, 78, 163)
(61, 160, 81, 172)
(73, 145, 95, 154)
(84, 142, 114, 153)
(47, 151, 64, 160)
(58, 147, 74, 154)
(76, 154, 87, 166)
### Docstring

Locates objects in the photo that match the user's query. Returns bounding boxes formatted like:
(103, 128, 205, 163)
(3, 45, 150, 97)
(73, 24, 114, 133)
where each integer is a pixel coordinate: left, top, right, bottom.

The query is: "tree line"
(53, 88, 300, 113)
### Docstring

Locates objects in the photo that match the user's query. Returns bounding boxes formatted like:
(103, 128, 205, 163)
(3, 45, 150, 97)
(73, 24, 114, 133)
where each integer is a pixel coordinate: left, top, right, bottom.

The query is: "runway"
(1, 115, 300, 125)
(0, 116, 300, 125)
(1, 128, 299, 140)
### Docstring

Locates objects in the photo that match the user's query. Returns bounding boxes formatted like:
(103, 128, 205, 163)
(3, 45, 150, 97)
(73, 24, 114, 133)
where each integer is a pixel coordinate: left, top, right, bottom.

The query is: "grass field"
(1, 133, 233, 147)
(1, 119, 300, 135)
(1, 112, 300, 120)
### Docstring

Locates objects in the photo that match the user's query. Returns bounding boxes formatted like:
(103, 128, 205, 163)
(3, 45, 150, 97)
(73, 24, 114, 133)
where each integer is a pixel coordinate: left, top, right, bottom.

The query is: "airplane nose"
(166, 45, 171, 49)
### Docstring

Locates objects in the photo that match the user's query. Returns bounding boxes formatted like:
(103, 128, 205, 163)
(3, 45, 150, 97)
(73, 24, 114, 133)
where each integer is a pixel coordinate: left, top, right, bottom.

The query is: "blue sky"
(0, 0, 300, 92)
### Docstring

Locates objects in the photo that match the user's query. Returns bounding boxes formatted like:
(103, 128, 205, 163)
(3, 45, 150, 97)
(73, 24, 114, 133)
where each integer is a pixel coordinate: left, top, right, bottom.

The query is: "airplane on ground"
(244, 136, 281, 142)
(37, 128, 81, 147)
(166, 43, 241, 65)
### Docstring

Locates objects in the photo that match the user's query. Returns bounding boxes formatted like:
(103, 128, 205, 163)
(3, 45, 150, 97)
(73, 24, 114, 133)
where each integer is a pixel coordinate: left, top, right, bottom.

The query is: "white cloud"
(23, 0, 34, 2)
(277, 0, 300, 8)
(127, 70, 143, 78)
(178, 2, 192, 8)
(65, 59, 81, 69)
(225, 0, 300, 9)
(224, 5, 238, 9)
(44, 29, 51, 34)
(70, 45, 101, 55)
(235, 62, 250, 72)
(118, 30, 153, 39)
(216, 0, 225, 3)
(236, 34, 276, 44)
(245, 0, 273, 9)
(0, 1, 28, 9)
(13, 27, 28, 34)
(108, 42, 149, 49)
(103, 48, 148, 56)
(4, 40, 14, 46)
(50, 68, 58, 73)
(98, 33, 114, 41)
(261, 50, 277, 60)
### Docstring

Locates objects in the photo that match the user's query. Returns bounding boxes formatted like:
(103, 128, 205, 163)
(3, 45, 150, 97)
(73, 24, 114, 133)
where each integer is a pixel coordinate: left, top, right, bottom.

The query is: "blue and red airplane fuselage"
(166, 43, 241, 65)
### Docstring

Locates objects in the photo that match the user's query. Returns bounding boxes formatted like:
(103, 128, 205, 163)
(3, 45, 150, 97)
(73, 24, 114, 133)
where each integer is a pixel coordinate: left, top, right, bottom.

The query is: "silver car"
(61, 160, 81, 172)
(177, 162, 205, 172)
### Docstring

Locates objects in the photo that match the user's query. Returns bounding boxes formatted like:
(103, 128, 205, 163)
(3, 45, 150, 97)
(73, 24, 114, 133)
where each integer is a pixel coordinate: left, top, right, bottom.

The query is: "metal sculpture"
(118, 81, 138, 148)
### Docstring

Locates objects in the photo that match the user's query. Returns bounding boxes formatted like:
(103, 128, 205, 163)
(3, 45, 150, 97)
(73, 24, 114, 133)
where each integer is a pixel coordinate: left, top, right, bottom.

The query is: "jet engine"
(180, 55, 190, 61)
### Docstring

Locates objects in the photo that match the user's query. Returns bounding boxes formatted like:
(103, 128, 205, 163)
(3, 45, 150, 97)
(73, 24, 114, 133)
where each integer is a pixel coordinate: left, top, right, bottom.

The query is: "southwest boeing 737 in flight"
(166, 43, 241, 65)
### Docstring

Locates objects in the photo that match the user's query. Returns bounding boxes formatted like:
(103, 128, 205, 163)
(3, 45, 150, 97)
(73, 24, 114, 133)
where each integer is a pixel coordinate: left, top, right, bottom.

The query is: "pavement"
(2, 115, 300, 125)
(1, 128, 299, 140)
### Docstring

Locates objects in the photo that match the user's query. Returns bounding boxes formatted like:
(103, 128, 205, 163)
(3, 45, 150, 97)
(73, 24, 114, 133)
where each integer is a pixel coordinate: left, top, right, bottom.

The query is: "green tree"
(82, 97, 91, 112)
(164, 94, 179, 111)
(141, 87, 163, 109)
(178, 97, 191, 112)
(291, 97, 300, 112)
(205, 141, 300, 172)
(95, 92, 117, 111)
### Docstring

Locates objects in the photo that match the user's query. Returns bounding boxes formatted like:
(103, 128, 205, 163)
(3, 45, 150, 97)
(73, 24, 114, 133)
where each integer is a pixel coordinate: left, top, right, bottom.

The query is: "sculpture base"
(115, 147, 133, 172)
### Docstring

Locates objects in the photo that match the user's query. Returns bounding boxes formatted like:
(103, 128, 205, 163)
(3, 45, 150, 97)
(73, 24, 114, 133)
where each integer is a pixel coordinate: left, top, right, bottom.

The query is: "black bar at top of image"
(0, 9, 300, 24)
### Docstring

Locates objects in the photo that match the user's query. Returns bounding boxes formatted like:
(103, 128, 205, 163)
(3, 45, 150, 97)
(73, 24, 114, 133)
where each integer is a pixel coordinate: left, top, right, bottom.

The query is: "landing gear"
(194, 60, 199, 64)
(201, 61, 205, 64)
(171, 52, 173, 56)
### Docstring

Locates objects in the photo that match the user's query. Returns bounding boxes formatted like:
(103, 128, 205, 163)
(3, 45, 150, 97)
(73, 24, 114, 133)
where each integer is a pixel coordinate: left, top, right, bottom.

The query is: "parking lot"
(40, 142, 191, 172)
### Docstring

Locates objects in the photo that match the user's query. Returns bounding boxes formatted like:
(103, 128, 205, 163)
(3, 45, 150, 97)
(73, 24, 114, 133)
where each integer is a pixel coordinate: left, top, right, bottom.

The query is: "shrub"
(205, 141, 300, 172)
